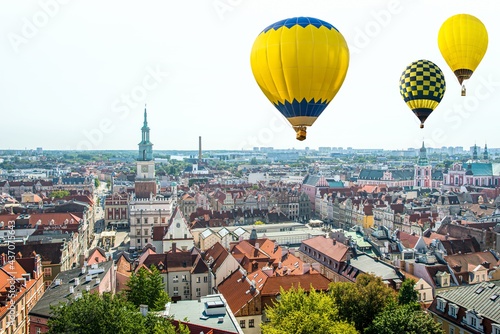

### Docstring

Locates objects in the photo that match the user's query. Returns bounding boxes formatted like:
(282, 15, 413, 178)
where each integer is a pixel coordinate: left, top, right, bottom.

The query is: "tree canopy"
(50, 190, 70, 199)
(47, 292, 184, 334)
(261, 285, 357, 334)
(398, 279, 420, 308)
(329, 273, 396, 333)
(366, 304, 443, 334)
(125, 265, 170, 311)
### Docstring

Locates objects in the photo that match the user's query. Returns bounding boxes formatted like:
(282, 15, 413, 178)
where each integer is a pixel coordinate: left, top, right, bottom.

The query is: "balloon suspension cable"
(461, 85, 466, 96)
(295, 126, 307, 141)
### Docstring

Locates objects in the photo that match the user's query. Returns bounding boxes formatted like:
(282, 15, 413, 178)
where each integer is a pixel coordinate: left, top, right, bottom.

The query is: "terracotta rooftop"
(301, 235, 350, 262)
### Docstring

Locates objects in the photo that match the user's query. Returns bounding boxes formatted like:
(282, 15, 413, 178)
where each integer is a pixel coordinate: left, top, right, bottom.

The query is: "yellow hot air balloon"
(438, 14, 488, 96)
(399, 60, 446, 128)
(250, 17, 349, 141)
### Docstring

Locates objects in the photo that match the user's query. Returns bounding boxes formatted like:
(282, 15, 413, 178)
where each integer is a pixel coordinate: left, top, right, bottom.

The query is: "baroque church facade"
(442, 144, 500, 191)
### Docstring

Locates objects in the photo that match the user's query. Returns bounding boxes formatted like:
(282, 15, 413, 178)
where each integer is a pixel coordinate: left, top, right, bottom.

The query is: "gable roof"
(430, 280, 500, 322)
(301, 236, 350, 262)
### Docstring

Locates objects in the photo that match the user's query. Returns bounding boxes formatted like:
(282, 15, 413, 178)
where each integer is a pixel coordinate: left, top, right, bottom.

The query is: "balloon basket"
(420, 124, 424, 129)
(295, 127, 307, 141)
(461, 85, 466, 96)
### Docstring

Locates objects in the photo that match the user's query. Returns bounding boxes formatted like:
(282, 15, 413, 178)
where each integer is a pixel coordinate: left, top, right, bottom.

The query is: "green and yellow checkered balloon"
(399, 59, 446, 128)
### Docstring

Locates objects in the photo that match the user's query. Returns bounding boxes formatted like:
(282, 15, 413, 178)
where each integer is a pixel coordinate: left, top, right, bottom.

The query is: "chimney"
(302, 263, 311, 274)
(172, 243, 177, 253)
(74, 278, 80, 286)
(332, 238, 336, 245)
(255, 243, 260, 250)
(69, 286, 74, 294)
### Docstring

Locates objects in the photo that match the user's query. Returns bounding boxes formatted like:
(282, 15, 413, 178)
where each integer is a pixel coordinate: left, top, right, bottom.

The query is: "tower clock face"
(141, 165, 148, 173)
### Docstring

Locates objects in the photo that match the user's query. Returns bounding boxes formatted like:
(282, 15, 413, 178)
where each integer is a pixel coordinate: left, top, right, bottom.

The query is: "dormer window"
(448, 303, 458, 318)
(492, 324, 500, 334)
(436, 297, 447, 312)
(465, 310, 483, 331)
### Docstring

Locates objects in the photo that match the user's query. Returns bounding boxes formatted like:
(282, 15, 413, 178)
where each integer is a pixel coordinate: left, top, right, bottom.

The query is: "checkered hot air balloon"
(250, 17, 349, 141)
(399, 59, 446, 129)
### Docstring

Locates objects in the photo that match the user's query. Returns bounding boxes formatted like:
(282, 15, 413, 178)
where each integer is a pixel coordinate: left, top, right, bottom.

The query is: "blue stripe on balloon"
(262, 17, 338, 33)
(274, 99, 328, 118)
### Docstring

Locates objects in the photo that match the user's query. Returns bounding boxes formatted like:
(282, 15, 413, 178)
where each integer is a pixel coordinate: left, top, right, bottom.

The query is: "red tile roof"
(302, 236, 350, 262)
(260, 274, 330, 296)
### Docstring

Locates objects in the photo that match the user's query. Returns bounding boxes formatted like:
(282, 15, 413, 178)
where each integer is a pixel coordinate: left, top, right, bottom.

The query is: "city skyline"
(1, 1, 499, 151)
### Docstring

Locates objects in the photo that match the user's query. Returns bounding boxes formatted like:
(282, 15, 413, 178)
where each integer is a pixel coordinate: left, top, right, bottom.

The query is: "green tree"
(261, 285, 357, 334)
(398, 279, 420, 308)
(50, 190, 70, 199)
(126, 266, 170, 311)
(94, 178, 100, 188)
(366, 304, 443, 334)
(47, 292, 180, 334)
(329, 273, 396, 333)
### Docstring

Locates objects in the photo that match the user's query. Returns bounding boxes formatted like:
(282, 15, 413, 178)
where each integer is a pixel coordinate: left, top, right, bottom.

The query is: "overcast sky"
(1, 0, 499, 151)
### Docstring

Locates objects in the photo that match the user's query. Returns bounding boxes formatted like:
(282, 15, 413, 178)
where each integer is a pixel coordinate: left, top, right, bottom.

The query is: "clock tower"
(135, 106, 157, 198)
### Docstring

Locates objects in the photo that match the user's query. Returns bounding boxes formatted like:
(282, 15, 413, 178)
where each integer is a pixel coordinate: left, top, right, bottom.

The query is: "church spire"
(417, 142, 429, 166)
(138, 105, 153, 161)
(472, 143, 478, 161)
(143, 104, 149, 128)
(484, 143, 489, 161)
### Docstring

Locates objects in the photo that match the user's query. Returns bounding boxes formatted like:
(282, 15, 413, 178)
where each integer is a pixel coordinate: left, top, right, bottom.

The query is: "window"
(36, 327, 42, 334)
(144, 228, 148, 235)
(44, 267, 52, 277)
(137, 239, 140, 244)
(154, 217, 158, 224)
(437, 298, 447, 312)
(173, 287, 178, 295)
(182, 275, 187, 282)
(204, 276, 208, 283)
(492, 324, 500, 334)
(173, 275, 178, 283)
(44, 280, 52, 288)
(249, 319, 255, 328)
(144, 239, 148, 244)
(448, 303, 458, 318)
(196, 277, 201, 283)
(449, 328, 454, 334)
(240, 320, 246, 328)
(183, 286, 190, 295)
(196, 287, 201, 297)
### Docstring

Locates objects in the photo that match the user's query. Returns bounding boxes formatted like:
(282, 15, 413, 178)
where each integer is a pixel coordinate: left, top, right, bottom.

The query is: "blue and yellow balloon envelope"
(399, 59, 446, 128)
(250, 17, 349, 141)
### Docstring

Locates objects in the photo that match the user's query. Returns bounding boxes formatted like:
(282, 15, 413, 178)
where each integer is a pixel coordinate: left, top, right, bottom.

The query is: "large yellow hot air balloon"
(438, 14, 488, 96)
(399, 59, 446, 128)
(250, 17, 349, 141)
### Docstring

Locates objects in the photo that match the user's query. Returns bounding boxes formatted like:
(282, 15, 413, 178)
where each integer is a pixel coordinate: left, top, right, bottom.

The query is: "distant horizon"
(0, 144, 494, 153)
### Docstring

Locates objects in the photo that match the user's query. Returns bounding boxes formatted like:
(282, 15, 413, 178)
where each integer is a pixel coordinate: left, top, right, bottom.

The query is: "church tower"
(484, 143, 489, 161)
(472, 144, 478, 161)
(135, 106, 157, 198)
(414, 142, 432, 188)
